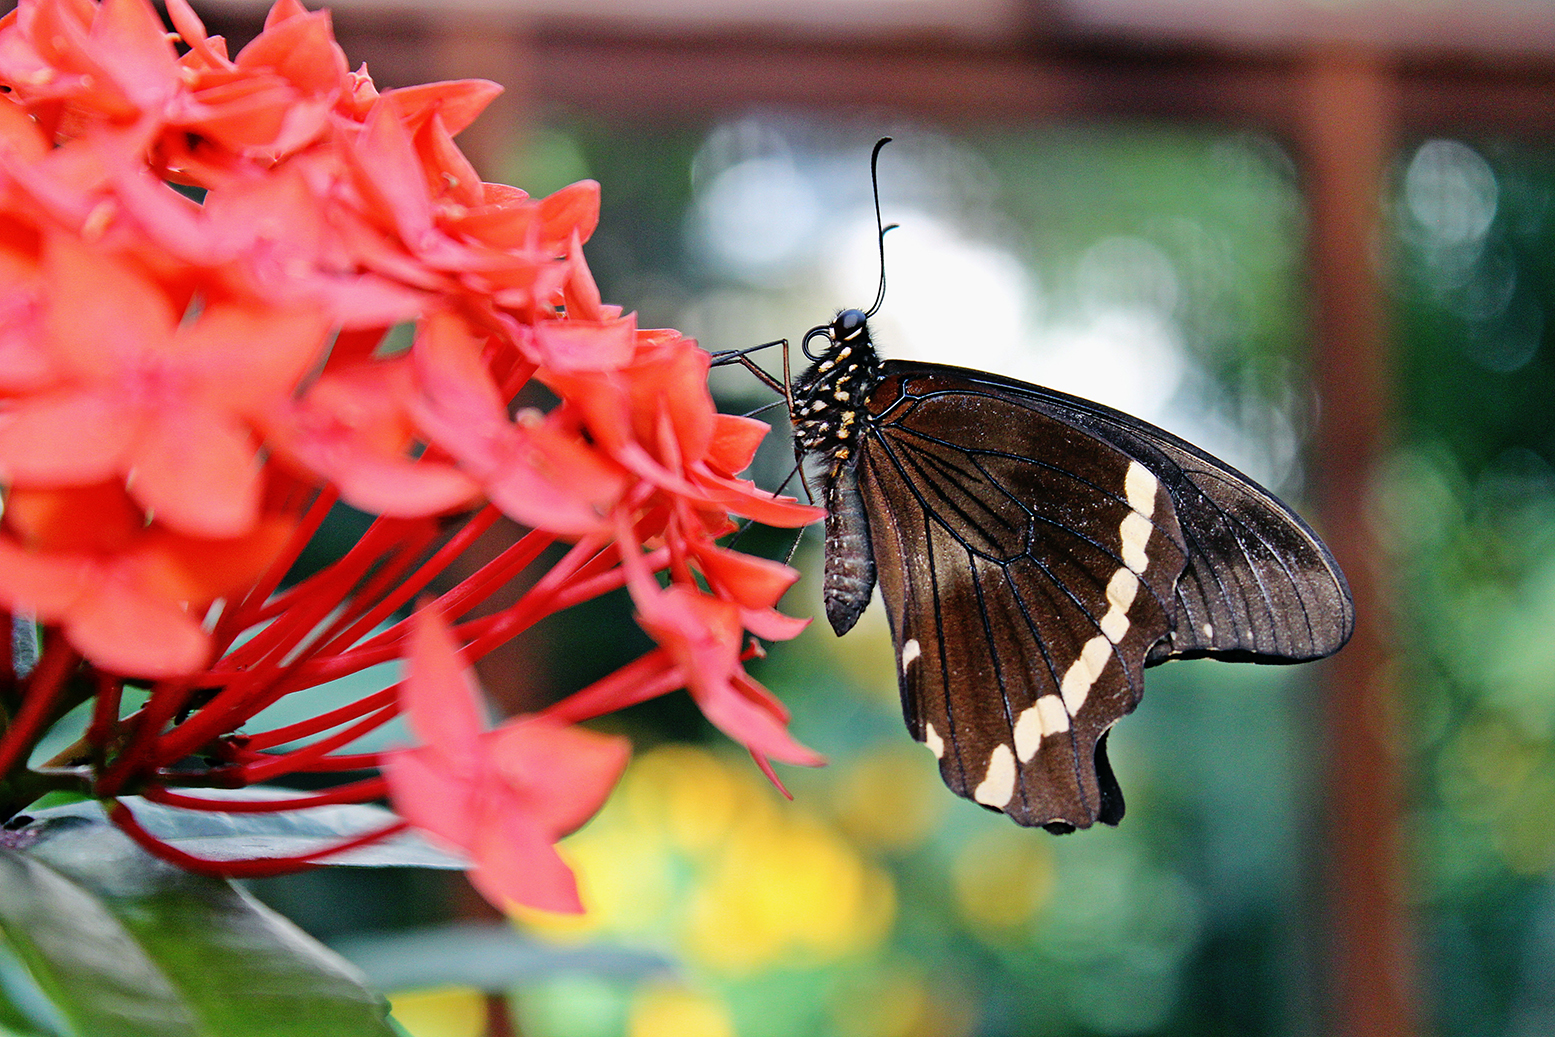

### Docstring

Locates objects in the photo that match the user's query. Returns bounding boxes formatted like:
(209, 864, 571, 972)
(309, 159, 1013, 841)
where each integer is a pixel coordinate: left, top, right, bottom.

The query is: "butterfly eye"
(835, 309, 868, 341)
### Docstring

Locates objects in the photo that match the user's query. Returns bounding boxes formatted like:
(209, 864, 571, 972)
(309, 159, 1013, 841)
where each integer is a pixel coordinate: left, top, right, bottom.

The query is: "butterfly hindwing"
(855, 367, 1191, 829)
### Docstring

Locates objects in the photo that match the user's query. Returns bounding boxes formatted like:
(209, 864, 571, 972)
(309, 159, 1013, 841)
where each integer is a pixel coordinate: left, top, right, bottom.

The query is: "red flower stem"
(453, 537, 610, 660)
(236, 513, 423, 638)
(144, 777, 388, 811)
(165, 521, 433, 754)
(148, 646, 387, 768)
(543, 647, 684, 724)
(239, 556, 357, 631)
(309, 508, 507, 659)
(252, 750, 386, 773)
(85, 670, 123, 764)
(129, 665, 274, 772)
(236, 533, 594, 736)
(297, 524, 443, 658)
(257, 527, 593, 696)
(521, 544, 662, 616)
(415, 527, 556, 626)
(210, 487, 338, 651)
(242, 687, 397, 751)
(342, 532, 603, 666)
(254, 639, 403, 692)
(238, 703, 398, 783)
(221, 523, 407, 669)
(0, 632, 77, 780)
(216, 563, 363, 673)
(109, 801, 412, 877)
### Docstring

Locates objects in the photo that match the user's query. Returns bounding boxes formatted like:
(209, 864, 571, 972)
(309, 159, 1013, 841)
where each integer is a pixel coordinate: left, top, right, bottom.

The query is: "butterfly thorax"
(791, 309, 882, 479)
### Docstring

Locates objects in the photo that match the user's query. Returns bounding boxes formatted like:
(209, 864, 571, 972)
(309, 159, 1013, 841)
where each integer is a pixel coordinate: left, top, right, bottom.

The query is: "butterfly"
(722, 138, 1354, 832)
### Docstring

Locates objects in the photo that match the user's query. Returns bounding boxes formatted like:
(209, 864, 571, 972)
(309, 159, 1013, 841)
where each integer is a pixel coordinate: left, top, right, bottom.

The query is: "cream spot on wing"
(1060, 635, 1114, 714)
(1125, 461, 1158, 517)
(1120, 512, 1153, 573)
(900, 638, 921, 674)
(1098, 566, 1140, 644)
(1014, 707, 1042, 761)
(1107, 567, 1140, 610)
(1015, 695, 1072, 762)
(923, 722, 945, 759)
(1202, 622, 1214, 639)
(1038, 695, 1070, 736)
(973, 744, 1017, 808)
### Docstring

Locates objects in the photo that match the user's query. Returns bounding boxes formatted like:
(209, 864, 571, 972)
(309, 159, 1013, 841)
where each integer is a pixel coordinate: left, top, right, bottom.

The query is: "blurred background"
(193, 1, 1555, 1035)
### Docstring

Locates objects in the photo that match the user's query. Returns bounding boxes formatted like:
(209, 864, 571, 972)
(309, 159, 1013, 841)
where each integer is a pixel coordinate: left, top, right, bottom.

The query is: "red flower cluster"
(0, 0, 820, 912)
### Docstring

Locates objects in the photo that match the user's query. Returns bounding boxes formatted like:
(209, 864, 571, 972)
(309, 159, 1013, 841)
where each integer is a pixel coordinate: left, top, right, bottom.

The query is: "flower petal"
(402, 607, 490, 764)
(469, 806, 583, 914)
(381, 744, 479, 851)
(706, 413, 769, 475)
(67, 576, 212, 677)
(487, 717, 629, 838)
(130, 405, 262, 539)
(0, 388, 135, 486)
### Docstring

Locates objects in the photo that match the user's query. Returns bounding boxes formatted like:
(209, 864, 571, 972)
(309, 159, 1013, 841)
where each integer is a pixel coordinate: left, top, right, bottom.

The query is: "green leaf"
(332, 921, 673, 992)
(0, 815, 397, 1037)
(0, 938, 65, 1036)
(26, 792, 464, 869)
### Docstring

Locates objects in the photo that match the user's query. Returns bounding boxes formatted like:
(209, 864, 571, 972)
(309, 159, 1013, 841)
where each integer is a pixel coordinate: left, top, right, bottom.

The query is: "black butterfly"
(724, 139, 1353, 832)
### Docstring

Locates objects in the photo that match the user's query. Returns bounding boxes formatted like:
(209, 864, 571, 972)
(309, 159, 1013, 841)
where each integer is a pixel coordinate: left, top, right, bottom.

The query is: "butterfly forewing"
(920, 364, 1356, 665)
(857, 369, 1190, 828)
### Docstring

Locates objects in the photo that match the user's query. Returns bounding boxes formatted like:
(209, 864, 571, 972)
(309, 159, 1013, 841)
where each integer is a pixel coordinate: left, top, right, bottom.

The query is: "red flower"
(0, 235, 332, 538)
(0, 483, 294, 676)
(262, 354, 481, 518)
(0, 0, 825, 914)
(382, 609, 629, 913)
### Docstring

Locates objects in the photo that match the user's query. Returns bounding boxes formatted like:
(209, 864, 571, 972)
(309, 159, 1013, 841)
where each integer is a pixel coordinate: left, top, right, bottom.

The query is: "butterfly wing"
(894, 362, 1357, 664)
(854, 361, 1352, 830)
(983, 380, 1356, 665)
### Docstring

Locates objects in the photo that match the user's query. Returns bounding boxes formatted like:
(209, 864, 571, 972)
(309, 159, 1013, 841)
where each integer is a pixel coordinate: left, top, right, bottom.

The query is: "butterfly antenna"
(864, 136, 896, 320)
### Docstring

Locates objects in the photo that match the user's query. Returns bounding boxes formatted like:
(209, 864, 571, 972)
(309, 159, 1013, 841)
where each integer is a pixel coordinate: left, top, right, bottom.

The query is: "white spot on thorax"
(973, 744, 1017, 808)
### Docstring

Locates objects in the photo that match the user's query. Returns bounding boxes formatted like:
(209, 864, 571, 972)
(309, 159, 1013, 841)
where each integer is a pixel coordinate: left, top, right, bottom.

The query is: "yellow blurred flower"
(829, 966, 977, 1037)
(629, 984, 735, 1037)
(950, 826, 1056, 938)
(389, 986, 486, 1037)
(517, 745, 897, 973)
(829, 745, 945, 852)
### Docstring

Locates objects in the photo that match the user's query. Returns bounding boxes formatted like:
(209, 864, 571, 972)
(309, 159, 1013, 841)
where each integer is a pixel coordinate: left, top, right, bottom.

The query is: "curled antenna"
(864, 136, 897, 320)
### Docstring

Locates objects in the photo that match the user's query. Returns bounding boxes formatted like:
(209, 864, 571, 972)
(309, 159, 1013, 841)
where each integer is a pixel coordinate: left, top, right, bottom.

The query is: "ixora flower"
(0, 0, 822, 915)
